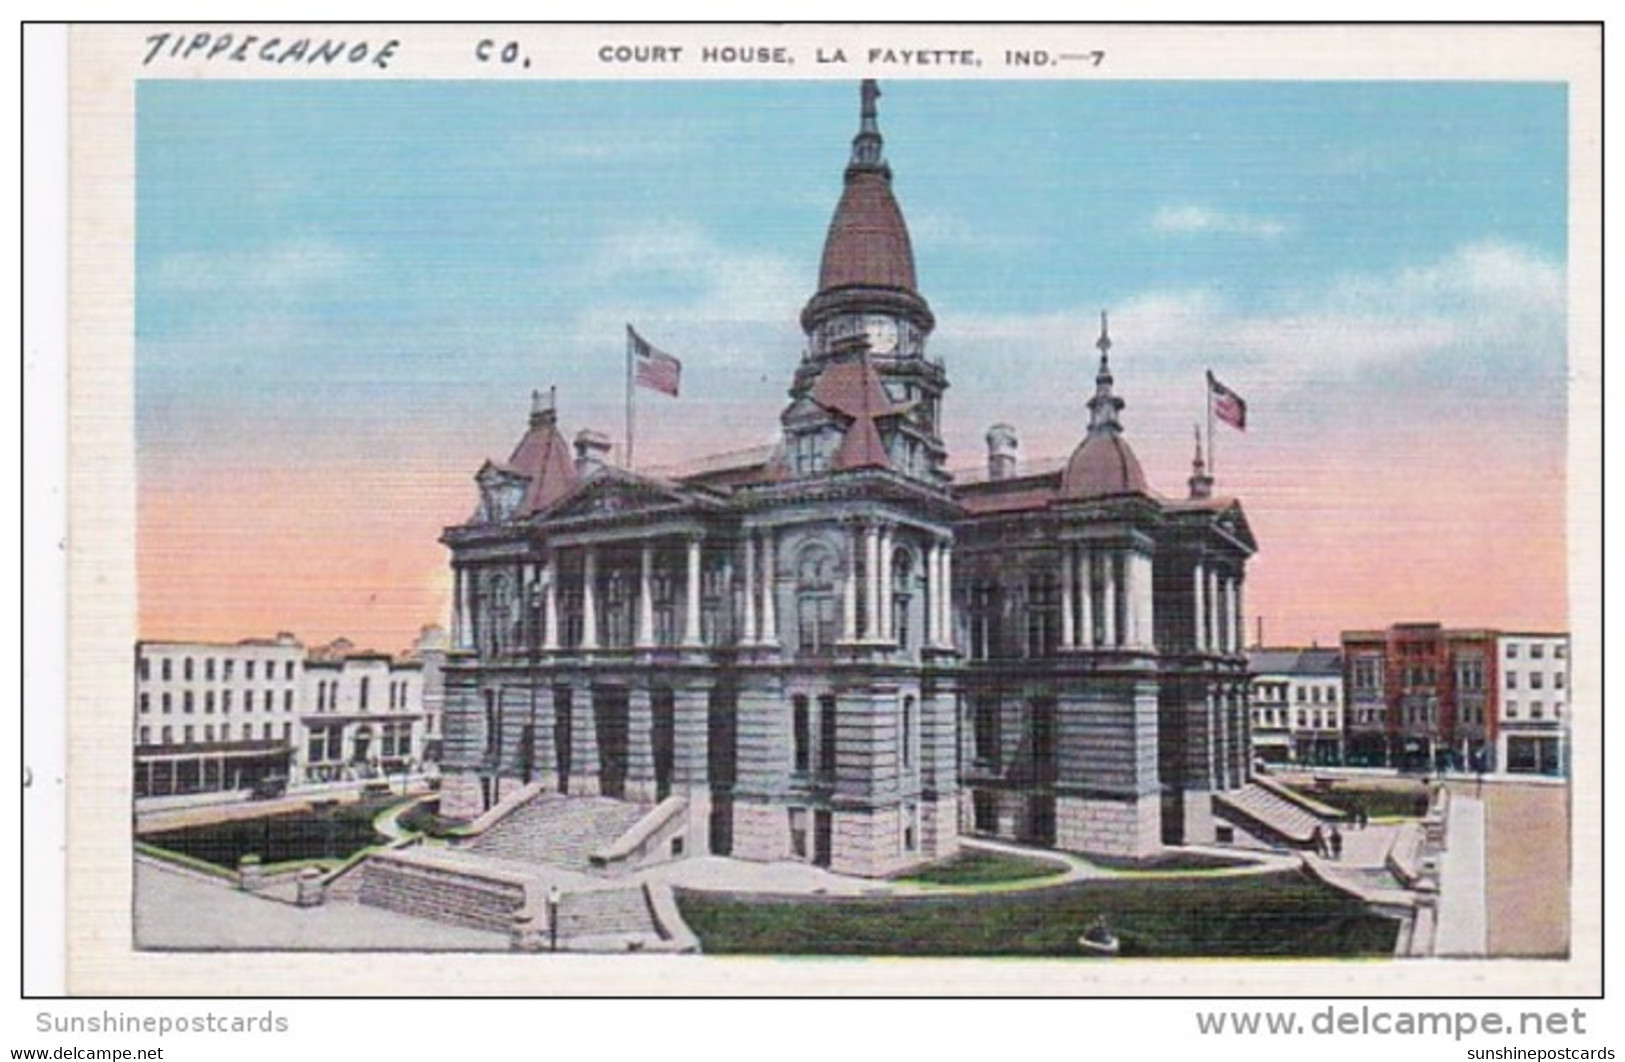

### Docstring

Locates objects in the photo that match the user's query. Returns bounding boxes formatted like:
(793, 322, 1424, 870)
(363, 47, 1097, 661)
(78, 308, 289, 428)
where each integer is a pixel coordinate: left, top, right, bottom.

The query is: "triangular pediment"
(1215, 501, 1258, 552)
(540, 468, 705, 522)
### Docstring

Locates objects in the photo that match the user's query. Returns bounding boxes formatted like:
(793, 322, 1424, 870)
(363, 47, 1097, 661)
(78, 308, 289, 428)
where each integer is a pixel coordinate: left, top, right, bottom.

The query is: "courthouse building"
(438, 82, 1257, 875)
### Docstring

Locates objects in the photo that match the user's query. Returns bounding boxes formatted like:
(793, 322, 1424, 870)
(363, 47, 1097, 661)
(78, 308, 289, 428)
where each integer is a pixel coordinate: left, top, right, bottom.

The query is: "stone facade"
(438, 81, 1257, 875)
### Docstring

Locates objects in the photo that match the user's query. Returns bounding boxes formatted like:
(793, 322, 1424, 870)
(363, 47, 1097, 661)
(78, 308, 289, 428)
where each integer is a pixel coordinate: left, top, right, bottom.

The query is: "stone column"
(1121, 548, 1137, 649)
(1102, 552, 1118, 648)
(1060, 545, 1076, 650)
(626, 685, 656, 802)
(580, 548, 599, 651)
(1078, 548, 1094, 649)
(878, 525, 894, 643)
(940, 544, 954, 649)
(741, 534, 758, 646)
(683, 535, 703, 648)
(1139, 553, 1156, 652)
(636, 544, 655, 649)
(542, 557, 559, 651)
(759, 529, 778, 646)
(1207, 567, 1221, 658)
(864, 523, 881, 642)
(923, 540, 939, 647)
(1193, 562, 1207, 653)
(842, 526, 860, 642)
(1234, 575, 1246, 653)
(451, 567, 466, 649)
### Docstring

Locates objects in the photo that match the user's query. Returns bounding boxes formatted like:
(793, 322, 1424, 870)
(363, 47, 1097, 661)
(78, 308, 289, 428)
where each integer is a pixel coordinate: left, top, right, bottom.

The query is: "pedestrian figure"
(1330, 825, 1344, 860)
(1310, 824, 1326, 857)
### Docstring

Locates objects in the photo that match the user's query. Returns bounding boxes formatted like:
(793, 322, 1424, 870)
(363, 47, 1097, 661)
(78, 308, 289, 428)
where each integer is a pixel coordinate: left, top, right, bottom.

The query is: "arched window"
(796, 542, 838, 654)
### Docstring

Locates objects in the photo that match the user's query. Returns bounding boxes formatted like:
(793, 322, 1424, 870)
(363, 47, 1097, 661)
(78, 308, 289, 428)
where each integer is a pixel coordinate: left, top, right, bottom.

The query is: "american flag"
(629, 325, 681, 397)
(1208, 370, 1247, 432)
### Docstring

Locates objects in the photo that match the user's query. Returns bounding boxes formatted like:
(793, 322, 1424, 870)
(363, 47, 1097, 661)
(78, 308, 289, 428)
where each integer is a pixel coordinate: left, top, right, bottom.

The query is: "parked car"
(249, 775, 288, 801)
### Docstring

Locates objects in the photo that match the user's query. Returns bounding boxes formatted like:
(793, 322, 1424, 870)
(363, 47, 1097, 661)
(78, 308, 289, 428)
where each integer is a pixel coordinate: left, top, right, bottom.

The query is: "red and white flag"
(1208, 370, 1247, 431)
(629, 325, 681, 397)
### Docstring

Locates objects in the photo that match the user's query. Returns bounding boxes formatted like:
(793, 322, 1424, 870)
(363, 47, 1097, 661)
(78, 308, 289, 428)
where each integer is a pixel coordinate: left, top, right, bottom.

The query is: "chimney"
(574, 429, 612, 474)
(985, 423, 1018, 481)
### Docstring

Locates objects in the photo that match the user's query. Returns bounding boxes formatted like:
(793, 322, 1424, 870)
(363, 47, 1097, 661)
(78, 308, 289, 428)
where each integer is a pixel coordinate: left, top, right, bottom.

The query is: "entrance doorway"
(813, 809, 833, 867)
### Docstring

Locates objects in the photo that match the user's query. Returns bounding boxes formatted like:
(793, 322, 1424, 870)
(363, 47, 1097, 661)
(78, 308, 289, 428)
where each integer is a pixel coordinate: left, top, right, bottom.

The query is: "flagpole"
(1206, 371, 1216, 479)
(625, 326, 635, 470)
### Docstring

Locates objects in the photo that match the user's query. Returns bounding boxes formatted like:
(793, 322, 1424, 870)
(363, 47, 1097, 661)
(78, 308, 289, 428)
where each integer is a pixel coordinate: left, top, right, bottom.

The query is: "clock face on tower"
(864, 315, 900, 354)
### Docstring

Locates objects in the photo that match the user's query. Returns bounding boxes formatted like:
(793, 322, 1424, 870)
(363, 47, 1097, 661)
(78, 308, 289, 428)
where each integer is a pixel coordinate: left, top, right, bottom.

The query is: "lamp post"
(548, 884, 561, 952)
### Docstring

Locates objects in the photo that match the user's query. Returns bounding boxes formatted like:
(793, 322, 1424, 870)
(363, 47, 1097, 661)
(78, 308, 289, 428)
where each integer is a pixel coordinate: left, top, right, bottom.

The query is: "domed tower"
(784, 80, 949, 484)
(1060, 313, 1150, 501)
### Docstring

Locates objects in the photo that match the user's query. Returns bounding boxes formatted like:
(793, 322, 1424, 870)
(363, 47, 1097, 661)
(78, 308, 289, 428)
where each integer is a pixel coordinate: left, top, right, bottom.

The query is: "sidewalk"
(1434, 793, 1488, 957)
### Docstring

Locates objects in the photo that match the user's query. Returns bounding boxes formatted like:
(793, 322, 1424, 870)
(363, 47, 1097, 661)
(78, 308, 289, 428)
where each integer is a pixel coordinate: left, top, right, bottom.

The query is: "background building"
(134, 630, 444, 799)
(1341, 623, 1568, 775)
(1496, 631, 1570, 775)
(1247, 646, 1343, 766)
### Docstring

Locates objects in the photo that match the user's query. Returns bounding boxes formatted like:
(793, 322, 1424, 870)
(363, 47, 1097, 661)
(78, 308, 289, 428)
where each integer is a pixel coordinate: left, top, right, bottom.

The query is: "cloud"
(1151, 204, 1292, 240)
(148, 237, 361, 297)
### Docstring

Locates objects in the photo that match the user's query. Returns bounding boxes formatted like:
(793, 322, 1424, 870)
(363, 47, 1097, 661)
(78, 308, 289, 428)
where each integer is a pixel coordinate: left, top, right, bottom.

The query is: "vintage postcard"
(60, 23, 1599, 996)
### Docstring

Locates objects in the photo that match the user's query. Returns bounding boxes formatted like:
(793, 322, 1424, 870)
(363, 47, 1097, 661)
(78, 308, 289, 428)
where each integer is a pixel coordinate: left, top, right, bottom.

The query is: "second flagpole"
(625, 325, 635, 470)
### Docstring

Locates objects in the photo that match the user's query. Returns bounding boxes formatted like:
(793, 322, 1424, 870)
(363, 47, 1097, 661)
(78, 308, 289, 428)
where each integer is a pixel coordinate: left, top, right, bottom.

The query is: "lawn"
(140, 796, 407, 869)
(896, 848, 1067, 886)
(676, 869, 1399, 957)
(1284, 780, 1430, 820)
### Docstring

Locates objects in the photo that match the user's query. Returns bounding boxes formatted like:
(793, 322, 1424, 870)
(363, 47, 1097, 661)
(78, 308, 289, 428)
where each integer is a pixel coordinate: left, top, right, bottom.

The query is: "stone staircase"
(558, 887, 662, 946)
(462, 792, 653, 871)
(1213, 783, 1330, 848)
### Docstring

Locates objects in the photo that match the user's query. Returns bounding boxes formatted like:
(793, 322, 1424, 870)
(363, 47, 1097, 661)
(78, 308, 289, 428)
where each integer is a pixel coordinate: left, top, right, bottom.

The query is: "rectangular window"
(161, 692, 171, 714)
(139, 657, 150, 681)
(223, 659, 233, 680)
(205, 658, 215, 681)
(1531, 672, 1544, 690)
(139, 693, 149, 714)
(792, 695, 810, 773)
(1531, 701, 1544, 719)
(360, 677, 369, 710)
(184, 657, 193, 681)
(223, 690, 233, 712)
(973, 697, 1000, 764)
(162, 726, 173, 744)
(264, 690, 274, 711)
(183, 725, 194, 744)
(285, 661, 295, 680)
(902, 696, 915, 769)
(1555, 672, 1566, 690)
(162, 658, 172, 682)
(205, 690, 215, 714)
(1506, 644, 1519, 659)
(183, 691, 194, 714)
(204, 725, 215, 742)
(1506, 671, 1518, 690)
(1556, 644, 1567, 659)
(246, 660, 256, 680)
(285, 689, 294, 713)
(818, 695, 838, 776)
(1507, 701, 1519, 719)
(138, 726, 150, 745)
(1532, 644, 1545, 660)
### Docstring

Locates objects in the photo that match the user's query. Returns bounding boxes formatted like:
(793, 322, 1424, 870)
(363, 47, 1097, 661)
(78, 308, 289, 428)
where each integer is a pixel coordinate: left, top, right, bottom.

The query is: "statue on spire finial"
(849, 79, 887, 170)
(1096, 310, 1112, 358)
(861, 79, 881, 121)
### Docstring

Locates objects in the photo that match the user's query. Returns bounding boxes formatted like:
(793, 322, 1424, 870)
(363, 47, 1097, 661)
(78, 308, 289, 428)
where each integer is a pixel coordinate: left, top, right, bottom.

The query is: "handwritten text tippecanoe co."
(142, 32, 401, 69)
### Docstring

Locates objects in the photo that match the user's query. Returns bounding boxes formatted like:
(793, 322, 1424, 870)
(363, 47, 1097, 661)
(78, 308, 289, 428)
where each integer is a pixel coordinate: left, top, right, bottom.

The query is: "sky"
(136, 79, 1569, 651)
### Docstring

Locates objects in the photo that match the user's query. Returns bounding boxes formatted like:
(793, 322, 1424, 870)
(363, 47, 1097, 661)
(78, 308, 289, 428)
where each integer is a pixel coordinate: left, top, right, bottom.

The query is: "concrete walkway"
(1434, 793, 1488, 956)
(135, 858, 510, 951)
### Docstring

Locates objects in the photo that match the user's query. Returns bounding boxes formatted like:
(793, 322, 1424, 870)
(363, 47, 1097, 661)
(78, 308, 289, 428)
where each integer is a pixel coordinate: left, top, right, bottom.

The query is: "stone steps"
(559, 886, 660, 940)
(1214, 783, 1327, 847)
(465, 793, 652, 870)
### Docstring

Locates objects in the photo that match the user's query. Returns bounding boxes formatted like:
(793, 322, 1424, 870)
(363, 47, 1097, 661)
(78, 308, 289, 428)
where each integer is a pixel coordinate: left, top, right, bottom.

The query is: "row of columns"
(1057, 546, 1154, 651)
(1192, 561, 1246, 655)
(453, 527, 958, 653)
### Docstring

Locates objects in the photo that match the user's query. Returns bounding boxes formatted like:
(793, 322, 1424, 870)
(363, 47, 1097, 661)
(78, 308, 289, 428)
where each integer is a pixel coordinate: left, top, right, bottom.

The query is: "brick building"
(1341, 623, 1568, 775)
